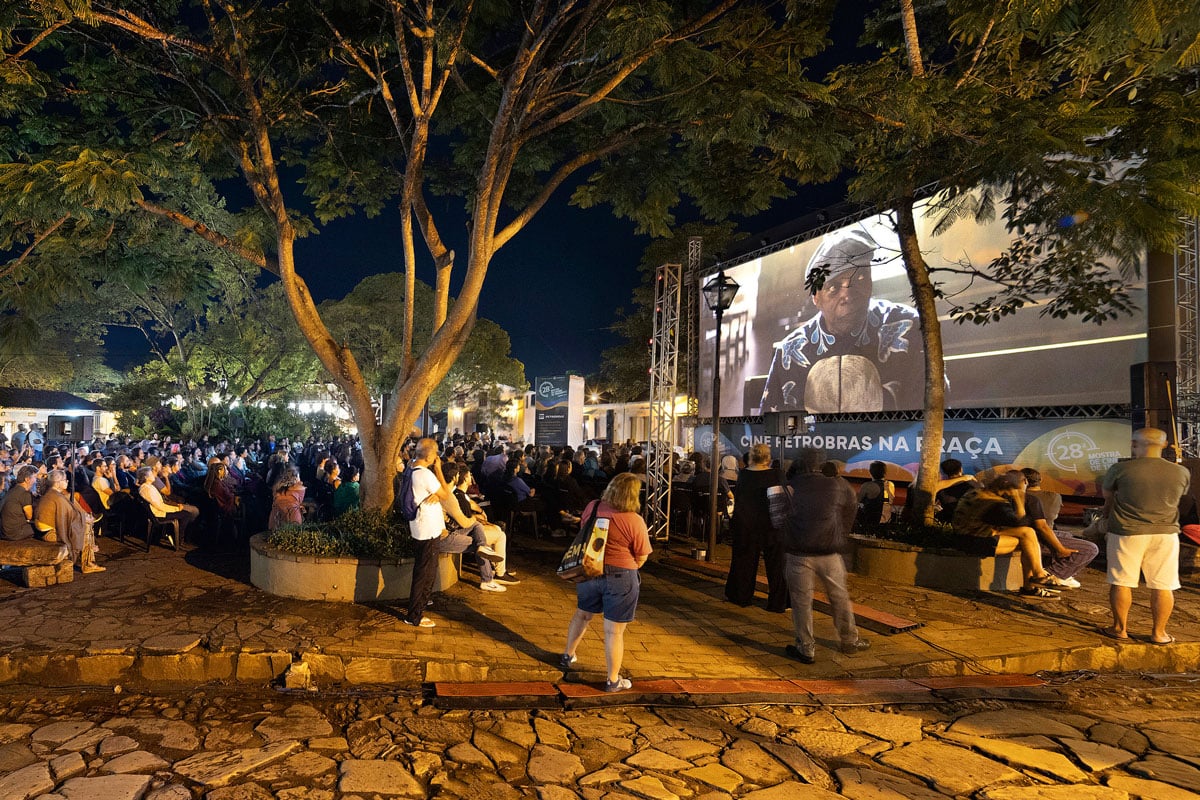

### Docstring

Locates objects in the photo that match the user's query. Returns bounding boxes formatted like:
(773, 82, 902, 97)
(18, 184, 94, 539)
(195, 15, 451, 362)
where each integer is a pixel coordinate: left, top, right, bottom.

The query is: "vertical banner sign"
(535, 375, 570, 446)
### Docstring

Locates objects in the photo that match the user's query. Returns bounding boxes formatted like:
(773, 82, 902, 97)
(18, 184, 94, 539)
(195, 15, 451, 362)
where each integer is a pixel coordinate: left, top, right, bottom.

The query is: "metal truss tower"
(1176, 217, 1200, 458)
(647, 262, 682, 540)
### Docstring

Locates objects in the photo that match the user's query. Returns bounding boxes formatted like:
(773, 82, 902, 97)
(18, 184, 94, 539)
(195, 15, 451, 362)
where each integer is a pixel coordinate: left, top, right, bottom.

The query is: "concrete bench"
(850, 533, 1024, 592)
(0, 539, 73, 588)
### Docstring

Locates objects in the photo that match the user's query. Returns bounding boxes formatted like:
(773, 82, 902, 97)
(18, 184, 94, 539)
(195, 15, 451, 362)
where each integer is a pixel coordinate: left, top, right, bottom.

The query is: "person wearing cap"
(760, 230, 925, 413)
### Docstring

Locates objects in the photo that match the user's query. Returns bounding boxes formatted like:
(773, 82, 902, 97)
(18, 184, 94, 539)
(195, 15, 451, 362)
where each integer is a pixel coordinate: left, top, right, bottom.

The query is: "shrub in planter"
(856, 517, 993, 554)
(265, 508, 416, 560)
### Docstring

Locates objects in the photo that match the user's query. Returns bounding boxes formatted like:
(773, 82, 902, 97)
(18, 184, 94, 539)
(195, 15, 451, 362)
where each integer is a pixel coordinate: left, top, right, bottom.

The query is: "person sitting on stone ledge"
(34, 469, 104, 573)
(934, 458, 980, 524)
(2, 466, 39, 542)
(952, 471, 1071, 598)
(443, 460, 518, 589)
(1021, 467, 1099, 589)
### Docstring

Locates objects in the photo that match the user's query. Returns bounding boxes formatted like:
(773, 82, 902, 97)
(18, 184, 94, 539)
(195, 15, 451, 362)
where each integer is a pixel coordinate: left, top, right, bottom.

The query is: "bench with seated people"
(0, 466, 79, 587)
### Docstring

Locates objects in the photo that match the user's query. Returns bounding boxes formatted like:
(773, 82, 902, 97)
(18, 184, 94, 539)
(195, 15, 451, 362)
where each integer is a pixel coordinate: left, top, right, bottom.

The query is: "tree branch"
(955, 13, 997, 90)
(134, 199, 279, 275)
(0, 216, 70, 282)
(494, 128, 645, 250)
(89, 7, 210, 54)
(1, 19, 68, 66)
(520, 0, 738, 143)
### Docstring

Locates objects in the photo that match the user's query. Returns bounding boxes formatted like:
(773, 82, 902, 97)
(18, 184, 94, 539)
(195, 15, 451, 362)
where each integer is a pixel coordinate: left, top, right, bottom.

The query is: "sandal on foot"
(1018, 585, 1060, 598)
(1150, 635, 1176, 645)
(1096, 626, 1129, 641)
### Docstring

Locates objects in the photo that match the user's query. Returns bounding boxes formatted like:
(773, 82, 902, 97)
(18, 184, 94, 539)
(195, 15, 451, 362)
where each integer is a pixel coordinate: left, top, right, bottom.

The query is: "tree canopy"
(320, 272, 526, 408)
(0, 0, 836, 507)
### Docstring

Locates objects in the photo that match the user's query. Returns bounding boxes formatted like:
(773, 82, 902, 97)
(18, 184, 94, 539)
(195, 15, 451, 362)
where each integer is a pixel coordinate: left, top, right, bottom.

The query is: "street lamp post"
(701, 268, 739, 563)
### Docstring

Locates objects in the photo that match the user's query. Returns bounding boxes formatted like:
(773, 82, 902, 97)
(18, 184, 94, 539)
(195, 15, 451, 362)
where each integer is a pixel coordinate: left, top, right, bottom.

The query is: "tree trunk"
(360, 438, 396, 512)
(896, 198, 945, 524)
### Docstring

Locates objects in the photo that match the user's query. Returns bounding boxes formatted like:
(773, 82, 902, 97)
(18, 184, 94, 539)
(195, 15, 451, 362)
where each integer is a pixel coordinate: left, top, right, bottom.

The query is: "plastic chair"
(130, 495, 180, 552)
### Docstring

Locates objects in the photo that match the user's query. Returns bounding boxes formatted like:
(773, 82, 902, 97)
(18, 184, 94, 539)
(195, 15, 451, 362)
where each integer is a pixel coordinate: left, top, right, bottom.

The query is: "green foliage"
(266, 508, 415, 560)
(828, 0, 1200, 321)
(103, 370, 179, 437)
(320, 273, 527, 403)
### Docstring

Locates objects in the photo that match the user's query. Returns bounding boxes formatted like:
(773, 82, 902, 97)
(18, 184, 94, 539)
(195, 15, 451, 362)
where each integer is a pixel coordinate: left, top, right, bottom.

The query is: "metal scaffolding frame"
(647, 262, 682, 540)
(1177, 217, 1200, 458)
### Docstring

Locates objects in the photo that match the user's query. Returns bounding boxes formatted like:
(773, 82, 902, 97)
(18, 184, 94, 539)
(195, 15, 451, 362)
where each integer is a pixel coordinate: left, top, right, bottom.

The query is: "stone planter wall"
(850, 534, 1024, 592)
(249, 534, 458, 602)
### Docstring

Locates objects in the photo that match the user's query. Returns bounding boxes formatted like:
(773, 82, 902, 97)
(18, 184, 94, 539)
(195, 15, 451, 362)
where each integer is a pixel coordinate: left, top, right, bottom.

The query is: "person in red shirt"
(560, 473, 652, 692)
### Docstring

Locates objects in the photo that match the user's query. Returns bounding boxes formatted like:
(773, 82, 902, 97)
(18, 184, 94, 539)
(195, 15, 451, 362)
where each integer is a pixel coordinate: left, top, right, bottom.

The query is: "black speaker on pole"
(47, 414, 94, 442)
(764, 412, 798, 436)
(1130, 361, 1178, 449)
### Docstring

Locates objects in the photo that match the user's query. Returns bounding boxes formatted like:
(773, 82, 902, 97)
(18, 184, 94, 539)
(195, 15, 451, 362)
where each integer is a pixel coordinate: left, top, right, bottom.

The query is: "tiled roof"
(0, 387, 104, 411)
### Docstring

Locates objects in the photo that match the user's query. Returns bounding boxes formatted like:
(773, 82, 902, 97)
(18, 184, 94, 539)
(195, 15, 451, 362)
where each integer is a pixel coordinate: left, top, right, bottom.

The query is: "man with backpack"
(401, 438, 503, 629)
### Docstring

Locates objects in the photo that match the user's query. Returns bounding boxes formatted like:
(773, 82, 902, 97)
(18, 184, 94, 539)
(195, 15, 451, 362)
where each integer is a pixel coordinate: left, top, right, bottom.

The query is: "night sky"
(292, 189, 652, 383)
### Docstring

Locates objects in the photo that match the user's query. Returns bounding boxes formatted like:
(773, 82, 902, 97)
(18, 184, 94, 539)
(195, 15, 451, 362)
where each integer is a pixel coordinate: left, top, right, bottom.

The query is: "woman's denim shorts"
(576, 565, 641, 623)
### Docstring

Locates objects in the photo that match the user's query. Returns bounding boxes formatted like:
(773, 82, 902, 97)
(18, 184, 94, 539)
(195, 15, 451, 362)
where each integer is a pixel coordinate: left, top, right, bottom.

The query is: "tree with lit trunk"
(1, 1, 826, 509)
(823, 0, 1200, 520)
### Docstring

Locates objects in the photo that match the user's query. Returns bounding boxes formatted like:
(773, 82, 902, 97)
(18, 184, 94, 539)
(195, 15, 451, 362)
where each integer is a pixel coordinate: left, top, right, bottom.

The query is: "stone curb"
(428, 675, 1066, 710)
(0, 636, 1195, 690)
(0, 649, 423, 689)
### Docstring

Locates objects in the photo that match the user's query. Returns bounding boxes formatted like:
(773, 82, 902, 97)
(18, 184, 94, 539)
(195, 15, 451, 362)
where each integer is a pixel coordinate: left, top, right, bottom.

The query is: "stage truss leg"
(647, 262, 682, 541)
(1177, 217, 1200, 458)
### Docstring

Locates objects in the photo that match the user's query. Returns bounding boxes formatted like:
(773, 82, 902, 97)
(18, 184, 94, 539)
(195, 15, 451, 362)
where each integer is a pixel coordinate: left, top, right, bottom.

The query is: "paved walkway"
(0, 531, 1196, 690)
(3, 673, 1199, 799)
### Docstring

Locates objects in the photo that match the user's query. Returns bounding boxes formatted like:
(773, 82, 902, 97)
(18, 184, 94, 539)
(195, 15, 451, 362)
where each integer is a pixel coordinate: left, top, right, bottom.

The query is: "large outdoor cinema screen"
(699, 197, 1148, 416)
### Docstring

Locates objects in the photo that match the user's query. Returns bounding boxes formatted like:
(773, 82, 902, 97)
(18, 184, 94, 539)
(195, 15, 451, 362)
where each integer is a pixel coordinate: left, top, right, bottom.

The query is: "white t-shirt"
(408, 466, 446, 541)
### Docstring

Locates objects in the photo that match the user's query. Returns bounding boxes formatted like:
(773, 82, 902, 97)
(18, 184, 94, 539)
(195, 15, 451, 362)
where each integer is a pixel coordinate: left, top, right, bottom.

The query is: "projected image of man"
(759, 231, 925, 413)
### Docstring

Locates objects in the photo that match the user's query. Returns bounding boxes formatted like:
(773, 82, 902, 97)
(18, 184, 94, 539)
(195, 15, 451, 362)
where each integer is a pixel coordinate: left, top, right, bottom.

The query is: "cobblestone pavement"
(0, 535, 1196, 689)
(0, 673, 1198, 799)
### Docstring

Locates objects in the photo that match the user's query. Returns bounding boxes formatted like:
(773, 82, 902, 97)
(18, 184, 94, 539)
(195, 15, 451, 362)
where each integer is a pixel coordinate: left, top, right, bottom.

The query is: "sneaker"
(559, 653, 577, 670)
(479, 581, 507, 593)
(494, 573, 521, 585)
(841, 639, 871, 655)
(604, 677, 632, 693)
(81, 565, 107, 574)
(1059, 576, 1082, 589)
(477, 545, 504, 563)
(1033, 572, 1070, 589)
(402, 617, 436, 628)
(1019, 585, 1061, 599)
(785, 644, 816, 664)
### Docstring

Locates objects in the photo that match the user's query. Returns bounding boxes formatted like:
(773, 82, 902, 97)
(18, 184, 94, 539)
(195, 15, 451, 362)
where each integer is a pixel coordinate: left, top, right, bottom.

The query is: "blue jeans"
(784, 552, 858, 651)
(1044, 532, 1099, 580)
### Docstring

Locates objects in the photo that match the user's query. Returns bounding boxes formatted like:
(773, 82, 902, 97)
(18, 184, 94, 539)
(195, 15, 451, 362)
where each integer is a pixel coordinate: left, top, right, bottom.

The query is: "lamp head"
(702, 269, 739, 313)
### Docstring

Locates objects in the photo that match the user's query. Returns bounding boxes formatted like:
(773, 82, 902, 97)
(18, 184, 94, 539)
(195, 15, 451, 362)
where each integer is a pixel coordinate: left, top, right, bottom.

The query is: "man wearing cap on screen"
(760, 230, 925, 413)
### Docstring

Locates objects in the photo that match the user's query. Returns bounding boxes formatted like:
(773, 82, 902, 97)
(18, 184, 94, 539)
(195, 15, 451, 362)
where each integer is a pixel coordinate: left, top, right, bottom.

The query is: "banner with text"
(535, 375, 571, 447)
(695, 417, 1130, 497)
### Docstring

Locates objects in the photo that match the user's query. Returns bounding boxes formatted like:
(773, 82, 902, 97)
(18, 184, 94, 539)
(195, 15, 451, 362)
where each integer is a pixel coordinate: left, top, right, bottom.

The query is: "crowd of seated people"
(1, 427, 748, 560)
